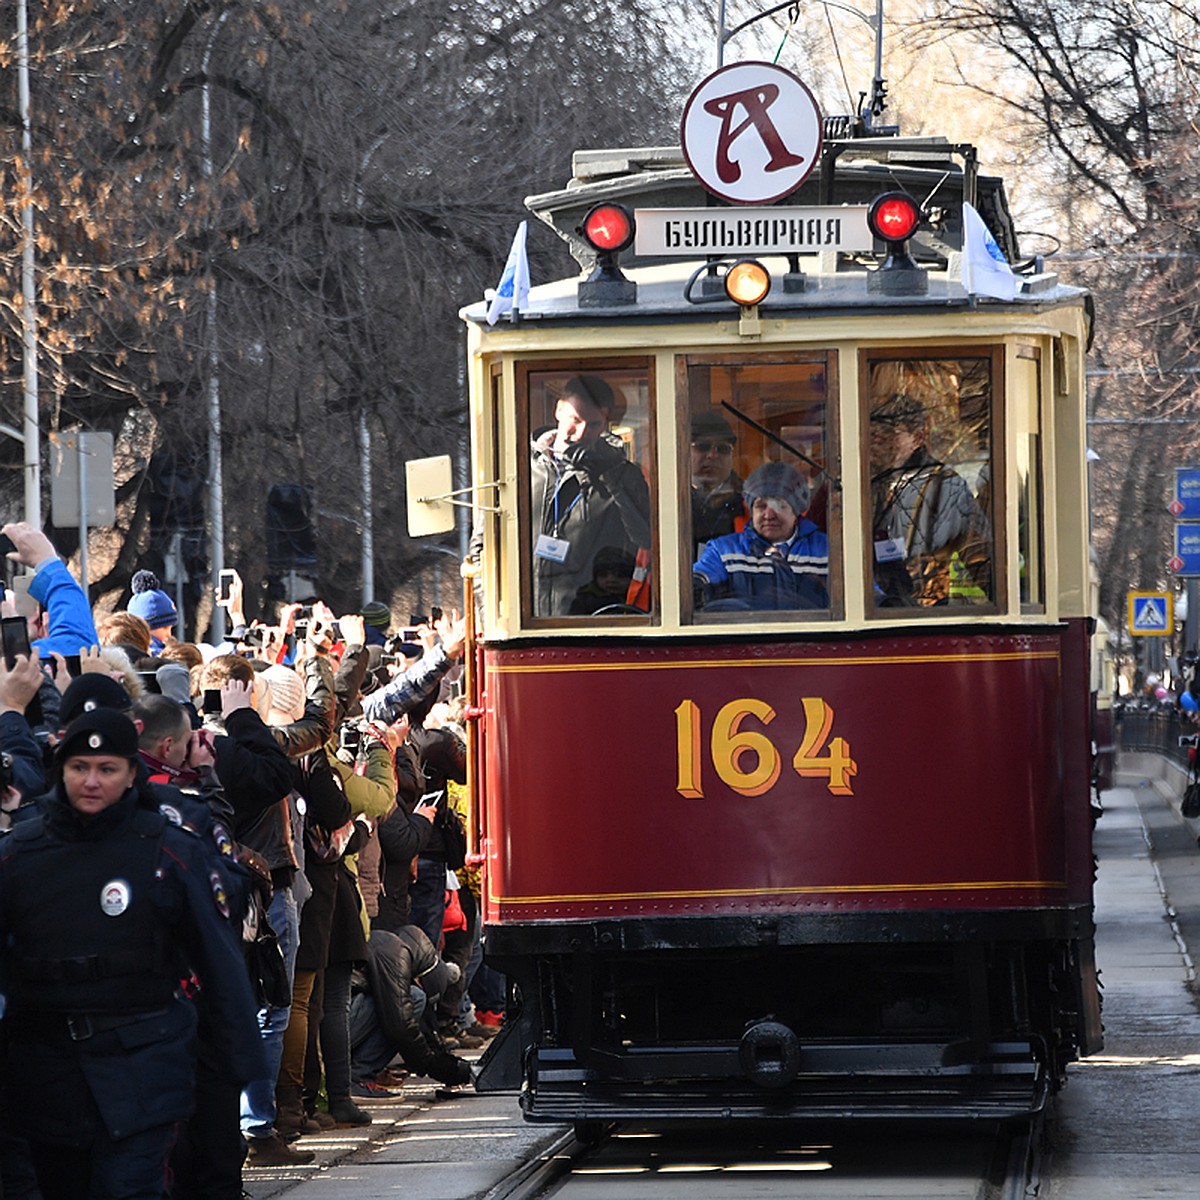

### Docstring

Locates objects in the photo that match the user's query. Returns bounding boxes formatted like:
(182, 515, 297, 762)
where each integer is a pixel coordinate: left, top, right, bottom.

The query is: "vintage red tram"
(418, 109, 1103, 1124)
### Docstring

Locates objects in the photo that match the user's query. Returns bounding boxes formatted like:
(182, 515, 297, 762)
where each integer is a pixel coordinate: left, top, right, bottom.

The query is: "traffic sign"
(1174, 468, 1200, 519)
(1175, 523, 1200, 577)
(1128, 591, 1173, 637)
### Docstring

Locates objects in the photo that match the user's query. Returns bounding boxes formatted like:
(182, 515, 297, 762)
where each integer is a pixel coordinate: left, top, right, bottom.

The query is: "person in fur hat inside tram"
(126, 570, 179, 655)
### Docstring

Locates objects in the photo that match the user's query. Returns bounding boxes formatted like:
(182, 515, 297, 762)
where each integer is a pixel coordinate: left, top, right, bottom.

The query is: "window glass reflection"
(527, 369, 653, 619)
(867, 358, 994, 610)
(685, 359, 832, 619)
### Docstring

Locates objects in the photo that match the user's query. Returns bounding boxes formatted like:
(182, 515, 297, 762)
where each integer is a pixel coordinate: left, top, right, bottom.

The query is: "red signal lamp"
(867, 192, 922, 243)
(577, 203, 637, 307)
(866, 190, 927, 296)
(580, 203, 635, 254)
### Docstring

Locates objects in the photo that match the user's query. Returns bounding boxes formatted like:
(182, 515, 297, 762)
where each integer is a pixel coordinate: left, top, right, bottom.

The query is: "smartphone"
(217, 569, 237, 606)
(421, 789, 446, 810)
(9, 574, 38, 620)
(138, 671, 162, 695)
(57, 654, 81, 679)
(202, 689, 223, 715)
(1, 616, 31, 669)
(430, 606, 443, 622)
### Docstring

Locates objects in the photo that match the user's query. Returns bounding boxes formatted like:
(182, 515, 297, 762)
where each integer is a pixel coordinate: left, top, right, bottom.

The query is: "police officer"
(0, 707, 265, 1200)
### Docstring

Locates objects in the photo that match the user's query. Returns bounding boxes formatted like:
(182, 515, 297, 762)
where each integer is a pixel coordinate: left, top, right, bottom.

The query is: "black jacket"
(0, 785, 266, 1143)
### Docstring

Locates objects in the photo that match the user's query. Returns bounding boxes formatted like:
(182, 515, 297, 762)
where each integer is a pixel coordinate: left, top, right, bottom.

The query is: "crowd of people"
(0, 520, 504, 1198)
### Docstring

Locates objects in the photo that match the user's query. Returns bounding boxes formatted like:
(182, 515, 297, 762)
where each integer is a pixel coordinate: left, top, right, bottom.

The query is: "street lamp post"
(17, 0, 40, 526)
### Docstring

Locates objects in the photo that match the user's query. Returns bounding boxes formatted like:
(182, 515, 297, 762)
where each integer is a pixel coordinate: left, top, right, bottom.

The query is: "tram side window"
(867, 356, 995, 612)
(685, 358, 833, 619)
(526, 367, 654, 620)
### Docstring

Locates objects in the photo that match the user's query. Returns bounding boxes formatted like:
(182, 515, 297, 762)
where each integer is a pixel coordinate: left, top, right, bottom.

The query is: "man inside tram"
(868, 393, 991, 606)
(689, 412, 748, 557)
(692, 460, 828, 611)
(529, 374, 651, 617)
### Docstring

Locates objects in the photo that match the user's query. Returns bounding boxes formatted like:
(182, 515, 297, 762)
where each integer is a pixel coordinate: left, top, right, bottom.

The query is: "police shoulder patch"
(211, 821, 235, 859)
(210, 870, 231, 919)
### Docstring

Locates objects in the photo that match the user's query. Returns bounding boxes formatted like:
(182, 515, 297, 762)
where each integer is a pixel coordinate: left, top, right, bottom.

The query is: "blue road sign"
(1128, 592, 1172, 637)
(1176, 523, 1200, 577)
(1176, 468, 1200, 519)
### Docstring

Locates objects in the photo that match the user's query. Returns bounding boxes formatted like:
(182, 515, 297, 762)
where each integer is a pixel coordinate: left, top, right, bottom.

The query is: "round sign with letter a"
(681, 61, 823, 205)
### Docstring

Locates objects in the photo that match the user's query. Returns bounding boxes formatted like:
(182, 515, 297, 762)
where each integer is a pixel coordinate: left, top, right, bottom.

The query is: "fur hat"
(743, 461, 810, 518)
(262, 664, 305, 723)
(127, 570, 178, 631)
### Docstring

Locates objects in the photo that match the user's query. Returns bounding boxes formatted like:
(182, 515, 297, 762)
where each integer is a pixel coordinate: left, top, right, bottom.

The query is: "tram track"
(478, 1110, 1048, 1200)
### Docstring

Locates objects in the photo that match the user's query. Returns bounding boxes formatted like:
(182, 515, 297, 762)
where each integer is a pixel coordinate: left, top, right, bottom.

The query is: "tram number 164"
(674, 697, 858, 799)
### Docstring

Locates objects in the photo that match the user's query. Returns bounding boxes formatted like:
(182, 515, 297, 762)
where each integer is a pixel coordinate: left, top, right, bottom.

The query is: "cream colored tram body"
(456, 140, 1101, 1125)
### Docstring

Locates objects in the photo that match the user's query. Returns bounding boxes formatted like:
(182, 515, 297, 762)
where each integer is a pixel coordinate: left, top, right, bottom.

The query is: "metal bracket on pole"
(416, 481, 503, 515)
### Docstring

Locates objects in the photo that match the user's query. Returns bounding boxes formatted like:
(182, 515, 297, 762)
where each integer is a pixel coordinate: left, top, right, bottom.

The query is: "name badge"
(874, 537, 906, 564)
(535, 534, 571, 564)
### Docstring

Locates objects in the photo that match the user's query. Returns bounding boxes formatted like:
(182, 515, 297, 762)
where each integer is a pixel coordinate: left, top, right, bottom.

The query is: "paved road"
(1043, 760, 1200, 1198)
(248, 754, 1200, 1199)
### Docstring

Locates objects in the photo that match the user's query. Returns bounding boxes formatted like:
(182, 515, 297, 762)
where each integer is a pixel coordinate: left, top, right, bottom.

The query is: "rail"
(1115, 707, 1194, 768)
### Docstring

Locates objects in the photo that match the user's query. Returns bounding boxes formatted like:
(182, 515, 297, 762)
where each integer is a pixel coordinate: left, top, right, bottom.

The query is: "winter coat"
(530, 430, 651, 616)
(693, 521, 829, 611)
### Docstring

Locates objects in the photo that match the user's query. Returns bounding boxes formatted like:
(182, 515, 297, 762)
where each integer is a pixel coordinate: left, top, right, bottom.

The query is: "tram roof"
(460, 258, 1087, 328)
(462, 138, 1088, 328)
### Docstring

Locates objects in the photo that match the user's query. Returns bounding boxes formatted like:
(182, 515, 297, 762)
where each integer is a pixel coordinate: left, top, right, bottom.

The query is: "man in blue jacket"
(3, 521, 98, 658)
(693, 461, 828, 612)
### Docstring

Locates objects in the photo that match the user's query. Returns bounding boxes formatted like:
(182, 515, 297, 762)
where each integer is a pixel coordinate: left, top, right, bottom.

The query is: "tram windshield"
(866, 354, 995, 612)
(684, 356, 834, 621)
(523, 364, 655, 620)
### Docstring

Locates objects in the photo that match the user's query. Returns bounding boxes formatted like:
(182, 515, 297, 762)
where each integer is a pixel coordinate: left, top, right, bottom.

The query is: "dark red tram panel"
(481, 625, 1094, 927)
(474, 623, 1099, 1119)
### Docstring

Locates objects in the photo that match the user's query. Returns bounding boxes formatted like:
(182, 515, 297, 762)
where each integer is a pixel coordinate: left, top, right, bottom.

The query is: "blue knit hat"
(127, 570, 178, 630)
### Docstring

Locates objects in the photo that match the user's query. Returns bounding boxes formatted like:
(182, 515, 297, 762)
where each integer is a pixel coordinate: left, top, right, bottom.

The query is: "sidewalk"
(1043, 770, 1200, 1197)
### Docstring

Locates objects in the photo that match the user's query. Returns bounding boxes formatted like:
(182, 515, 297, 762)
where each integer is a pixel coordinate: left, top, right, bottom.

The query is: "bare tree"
(0, 0, 697, 629)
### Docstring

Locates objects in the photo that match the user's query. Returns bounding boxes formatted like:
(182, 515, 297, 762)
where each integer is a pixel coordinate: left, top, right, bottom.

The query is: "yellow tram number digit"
(711, 699, 781, 797)
(674, 696, 857, 798)
(792, 697, 858, 795)
(674, 699, 705, 799)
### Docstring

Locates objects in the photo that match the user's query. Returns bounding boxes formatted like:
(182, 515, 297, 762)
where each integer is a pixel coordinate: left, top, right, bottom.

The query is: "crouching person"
(349, 926, 471, 1089)
(0, 709, 266, 1200)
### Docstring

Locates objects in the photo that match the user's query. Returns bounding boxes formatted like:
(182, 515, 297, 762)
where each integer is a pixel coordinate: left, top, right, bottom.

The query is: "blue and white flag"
(486, 221, 531, 325)
(961, 202, 1019, 301)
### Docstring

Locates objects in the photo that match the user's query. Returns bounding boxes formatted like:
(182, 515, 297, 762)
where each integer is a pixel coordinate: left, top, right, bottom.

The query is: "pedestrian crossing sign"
(1127, 591, 1173, 637)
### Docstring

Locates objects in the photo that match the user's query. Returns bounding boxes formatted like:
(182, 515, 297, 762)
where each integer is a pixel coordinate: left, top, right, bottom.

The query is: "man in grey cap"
(868, 393, 990, 606)
(693, 461, 828, 611)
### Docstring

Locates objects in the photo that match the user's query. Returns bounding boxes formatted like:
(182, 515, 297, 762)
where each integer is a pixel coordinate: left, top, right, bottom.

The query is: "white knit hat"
(262, 664, 305, 723)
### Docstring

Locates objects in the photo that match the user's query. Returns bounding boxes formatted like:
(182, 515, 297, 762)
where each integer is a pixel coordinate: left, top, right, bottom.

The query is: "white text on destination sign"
(634, 206, 872, 257)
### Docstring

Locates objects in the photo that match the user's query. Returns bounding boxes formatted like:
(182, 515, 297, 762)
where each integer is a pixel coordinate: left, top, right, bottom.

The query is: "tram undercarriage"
(478, 911, 1102, 1122)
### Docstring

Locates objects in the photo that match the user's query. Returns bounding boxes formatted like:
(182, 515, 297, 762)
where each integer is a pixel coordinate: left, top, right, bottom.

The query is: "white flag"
(961, 202, 1019, 301)
(486, 221, 531, 325)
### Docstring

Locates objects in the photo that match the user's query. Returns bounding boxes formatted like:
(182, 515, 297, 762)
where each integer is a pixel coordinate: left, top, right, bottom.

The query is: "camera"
(241, 626, 266, 649)
(338, 723, 363, 754)
(0, 751, 12, 794)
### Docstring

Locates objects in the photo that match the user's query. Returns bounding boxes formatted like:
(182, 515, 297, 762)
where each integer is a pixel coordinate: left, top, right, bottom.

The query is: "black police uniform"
(0, 713, 266, 1200)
